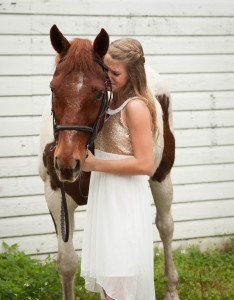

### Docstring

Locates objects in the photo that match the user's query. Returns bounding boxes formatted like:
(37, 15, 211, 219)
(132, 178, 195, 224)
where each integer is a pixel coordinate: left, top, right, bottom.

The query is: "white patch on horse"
(77, 73, 84, 91)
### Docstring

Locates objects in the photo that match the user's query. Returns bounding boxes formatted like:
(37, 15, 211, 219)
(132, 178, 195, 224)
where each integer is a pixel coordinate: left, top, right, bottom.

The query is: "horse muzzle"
(55, 156, 81, 182)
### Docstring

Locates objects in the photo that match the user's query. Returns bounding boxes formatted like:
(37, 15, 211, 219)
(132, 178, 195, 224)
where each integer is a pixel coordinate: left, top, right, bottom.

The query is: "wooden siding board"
(0, 116, 41, 137)
(0, 233, 61, 256)
(0, 176, 43, 197)
(0, 195, 49, 218)
(0, 36, 31, 55)
(0, 233, 78, 255)
(0, 181, 234, 219)
(174, 181, 234, 203)
(2, 55, 234, 76)
(0, 195, 85, 218)
(0, 96, 48, 117)
(174, 110, 234, 129)
(0, 76, 32, 96)
(174, 127, 234, 147)
(175, 145, 234, 166)
(1, 92, 234, 117)
(141, 36, 234, 55)
(1, 180, 233, 218)
(0, 56, 33, 76)
(0, 214, 56, 238)
(29, 16, 234, 36)
(0, 15, 31, 34)
(1, 127, 234, 158)
(1, 36, 234, 55)
(172, 91, 234, 111)
(1, 145, 234, 178)
(0, 179, 234, 205)
(1, 1, 234, 17)
(0, 163, 234, 198)
(171, 200, 234, 221)
(1, 218, 233, 255)
(29, 72, 234, 94)
(164, 73, 234, 93)
(1, 187, 234, 219)
(1, 73, 233, 97)
(146, 55, 234, 74)
(1, 199, 234, 239)
(1, 110, 234, 137)
(1, 160, 234, 184)
(0, 156, 38, 177)
(172, 164, 234, 185)
(0, 136, 39, 157)
(1, 14, 234, 36)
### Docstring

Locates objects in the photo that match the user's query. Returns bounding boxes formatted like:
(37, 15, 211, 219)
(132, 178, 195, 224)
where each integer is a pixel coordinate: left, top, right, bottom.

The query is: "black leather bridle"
(51, 57, 112, 154)
(50, 56, 112, 242)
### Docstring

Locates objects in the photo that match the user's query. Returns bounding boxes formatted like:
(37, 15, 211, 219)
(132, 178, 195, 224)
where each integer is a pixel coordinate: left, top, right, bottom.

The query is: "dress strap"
(107, 96, 139, 115)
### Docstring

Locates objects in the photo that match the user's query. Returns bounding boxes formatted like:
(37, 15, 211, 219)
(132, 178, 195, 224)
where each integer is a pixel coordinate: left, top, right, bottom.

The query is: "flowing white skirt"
(81, 150, 156, 300)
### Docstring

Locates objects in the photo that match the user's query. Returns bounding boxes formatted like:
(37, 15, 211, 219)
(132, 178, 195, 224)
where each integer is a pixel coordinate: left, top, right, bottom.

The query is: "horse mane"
(55, 38, 94, 73)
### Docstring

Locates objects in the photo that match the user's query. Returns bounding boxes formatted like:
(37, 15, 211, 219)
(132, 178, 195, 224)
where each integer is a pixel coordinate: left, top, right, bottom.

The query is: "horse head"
(49, 25, 109, 182)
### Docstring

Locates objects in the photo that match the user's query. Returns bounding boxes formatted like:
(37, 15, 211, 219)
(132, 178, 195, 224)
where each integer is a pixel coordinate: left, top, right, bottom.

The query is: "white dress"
(81, 97, 156, 300)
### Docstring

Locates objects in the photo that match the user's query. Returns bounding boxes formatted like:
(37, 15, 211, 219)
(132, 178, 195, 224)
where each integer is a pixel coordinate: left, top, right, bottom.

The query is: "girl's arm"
(82, 99, 154, 176)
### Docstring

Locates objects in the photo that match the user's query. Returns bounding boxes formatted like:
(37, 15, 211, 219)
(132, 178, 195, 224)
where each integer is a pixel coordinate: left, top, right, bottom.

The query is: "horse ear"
(93, 28, 109, 59)
(50, 24, 70, 57)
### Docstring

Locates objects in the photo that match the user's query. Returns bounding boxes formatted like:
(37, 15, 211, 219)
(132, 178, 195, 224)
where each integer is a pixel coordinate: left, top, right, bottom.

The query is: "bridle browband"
(50, 56, 112, 242)
(51, 56, 112, 155)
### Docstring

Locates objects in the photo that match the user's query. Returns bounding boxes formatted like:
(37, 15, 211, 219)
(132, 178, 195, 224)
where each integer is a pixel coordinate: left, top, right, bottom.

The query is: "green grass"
(0, 241, 233, 299)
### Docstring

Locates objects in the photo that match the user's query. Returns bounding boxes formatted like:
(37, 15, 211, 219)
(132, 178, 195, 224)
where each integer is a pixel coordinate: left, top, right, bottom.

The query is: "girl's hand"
(82, 150, 96, 172)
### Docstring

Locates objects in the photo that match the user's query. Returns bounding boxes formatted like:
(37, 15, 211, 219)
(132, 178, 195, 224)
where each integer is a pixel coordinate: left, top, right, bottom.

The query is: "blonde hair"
(108, 38, 157, 141)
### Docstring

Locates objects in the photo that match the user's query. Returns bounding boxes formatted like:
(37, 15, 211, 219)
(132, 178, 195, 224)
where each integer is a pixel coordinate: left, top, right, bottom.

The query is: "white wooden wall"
(0, 0, 234, 257)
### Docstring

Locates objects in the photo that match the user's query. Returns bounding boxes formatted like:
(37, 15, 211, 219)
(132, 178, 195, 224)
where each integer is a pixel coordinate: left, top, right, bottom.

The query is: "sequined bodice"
(95, 97, 138, 155)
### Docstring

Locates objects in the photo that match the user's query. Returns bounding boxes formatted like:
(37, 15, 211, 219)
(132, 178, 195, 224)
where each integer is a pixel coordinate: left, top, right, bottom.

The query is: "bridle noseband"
(50, 56, 112, 243)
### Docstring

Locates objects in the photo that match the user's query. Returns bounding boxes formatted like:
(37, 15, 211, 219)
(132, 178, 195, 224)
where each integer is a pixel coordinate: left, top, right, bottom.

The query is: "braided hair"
(108, 38, 157, 142)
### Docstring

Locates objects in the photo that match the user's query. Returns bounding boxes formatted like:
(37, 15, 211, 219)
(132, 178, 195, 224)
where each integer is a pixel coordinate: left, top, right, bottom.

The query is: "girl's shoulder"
(124, 97, 148, 114)
(123, 98, 151, 127)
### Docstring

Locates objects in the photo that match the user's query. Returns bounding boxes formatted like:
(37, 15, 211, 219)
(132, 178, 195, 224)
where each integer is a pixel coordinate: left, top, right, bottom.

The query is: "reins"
(51, 56, 112, 242)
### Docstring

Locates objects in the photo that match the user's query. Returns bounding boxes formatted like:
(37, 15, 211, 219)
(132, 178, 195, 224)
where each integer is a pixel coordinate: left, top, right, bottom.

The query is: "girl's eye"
(113, 72, 119, 76)
(96, 90, 104, 100)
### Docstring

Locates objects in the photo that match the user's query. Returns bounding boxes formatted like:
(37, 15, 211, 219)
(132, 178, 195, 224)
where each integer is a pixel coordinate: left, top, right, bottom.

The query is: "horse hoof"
(164, 290, 180, 300)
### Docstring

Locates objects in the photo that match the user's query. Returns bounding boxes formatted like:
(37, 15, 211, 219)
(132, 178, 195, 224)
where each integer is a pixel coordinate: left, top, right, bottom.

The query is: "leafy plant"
(0, 241, 233, 299)
(0, 242, 62, 299)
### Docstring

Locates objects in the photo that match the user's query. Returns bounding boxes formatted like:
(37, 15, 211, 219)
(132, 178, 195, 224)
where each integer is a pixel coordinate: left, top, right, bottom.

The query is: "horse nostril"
(55, 157, 59, 170)
(73, 159, 80, 173)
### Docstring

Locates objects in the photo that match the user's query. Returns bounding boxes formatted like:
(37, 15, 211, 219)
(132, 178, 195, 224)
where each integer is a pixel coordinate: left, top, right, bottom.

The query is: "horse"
(38, 24, 179, 300)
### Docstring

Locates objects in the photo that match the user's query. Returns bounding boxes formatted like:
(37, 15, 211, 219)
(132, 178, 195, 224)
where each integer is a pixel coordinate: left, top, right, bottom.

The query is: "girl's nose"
(108, 74, 114, 83)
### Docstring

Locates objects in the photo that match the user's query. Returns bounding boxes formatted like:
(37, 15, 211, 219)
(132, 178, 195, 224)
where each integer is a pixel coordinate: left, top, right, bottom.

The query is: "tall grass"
(0, 241, 233, 299)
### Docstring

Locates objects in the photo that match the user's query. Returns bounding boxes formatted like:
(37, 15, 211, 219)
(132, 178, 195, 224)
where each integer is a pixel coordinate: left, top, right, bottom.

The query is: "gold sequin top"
(95, 97, 139, 155)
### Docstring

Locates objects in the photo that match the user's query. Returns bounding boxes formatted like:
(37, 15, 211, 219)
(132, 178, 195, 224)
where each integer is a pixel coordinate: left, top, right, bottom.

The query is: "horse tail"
(151, 93, 175, 182)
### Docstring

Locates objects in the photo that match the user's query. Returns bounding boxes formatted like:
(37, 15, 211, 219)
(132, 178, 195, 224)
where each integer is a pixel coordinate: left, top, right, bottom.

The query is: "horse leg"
(149, 174, 180, 300)
(45, 180, 78, 300)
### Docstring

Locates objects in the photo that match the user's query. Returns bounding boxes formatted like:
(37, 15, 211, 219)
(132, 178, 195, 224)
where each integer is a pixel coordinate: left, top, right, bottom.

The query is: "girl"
(81, 38, 156, 300)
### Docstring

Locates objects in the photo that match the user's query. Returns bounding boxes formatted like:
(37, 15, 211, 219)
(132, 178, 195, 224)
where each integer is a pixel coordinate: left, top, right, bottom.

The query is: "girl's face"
(104, 53, 129, 92)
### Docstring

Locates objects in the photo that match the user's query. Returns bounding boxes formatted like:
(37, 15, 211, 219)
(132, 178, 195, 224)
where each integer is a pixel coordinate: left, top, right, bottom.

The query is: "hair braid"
(108, 38, 157, 142)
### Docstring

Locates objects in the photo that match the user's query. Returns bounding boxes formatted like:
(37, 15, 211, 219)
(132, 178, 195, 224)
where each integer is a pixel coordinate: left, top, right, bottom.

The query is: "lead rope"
(59, 182, 69, 242)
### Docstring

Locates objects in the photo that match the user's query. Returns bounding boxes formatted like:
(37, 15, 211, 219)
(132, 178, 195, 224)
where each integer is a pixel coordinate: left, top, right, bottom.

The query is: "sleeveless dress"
(81, 97, 156, 300)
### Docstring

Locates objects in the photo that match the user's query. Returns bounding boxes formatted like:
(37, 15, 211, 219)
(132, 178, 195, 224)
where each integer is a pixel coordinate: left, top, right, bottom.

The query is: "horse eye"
(96, 90, 104, 100)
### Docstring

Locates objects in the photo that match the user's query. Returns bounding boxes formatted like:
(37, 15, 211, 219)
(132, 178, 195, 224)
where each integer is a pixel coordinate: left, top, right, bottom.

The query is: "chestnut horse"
(38, 25, 179, 300)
